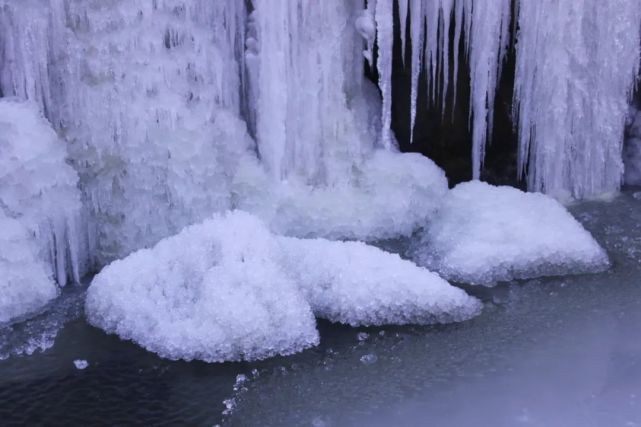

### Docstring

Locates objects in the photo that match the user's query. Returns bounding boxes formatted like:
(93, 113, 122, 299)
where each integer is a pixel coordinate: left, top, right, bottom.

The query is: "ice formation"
(376, 0, 641, 197)
(278, 236, 482, 326)
(410, 181, 610, 286)
(0, 216, 59, 324)
(87, 211, 482, 361)
(235, 150, 449, 241)
(86, 211, 319, 363)
(625, 106, 641, 186)
(513, 0, 641, 199)
(0, 0, 254, 264)
(246, 0, 382, 183)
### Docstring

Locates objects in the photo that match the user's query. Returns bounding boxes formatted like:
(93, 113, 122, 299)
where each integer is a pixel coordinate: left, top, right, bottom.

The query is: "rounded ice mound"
(410, 181, 610, 286)
(0, 215, 58, 324)
(236, 150, 449, 241)
(278, 237, 482, 326)
(86, 211, 319, 363)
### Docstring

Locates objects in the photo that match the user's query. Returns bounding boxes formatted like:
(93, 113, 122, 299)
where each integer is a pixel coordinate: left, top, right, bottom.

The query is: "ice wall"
(513, 0, 641, 199)
(246, 0, 381, 184)
(0, 0, 254, 263)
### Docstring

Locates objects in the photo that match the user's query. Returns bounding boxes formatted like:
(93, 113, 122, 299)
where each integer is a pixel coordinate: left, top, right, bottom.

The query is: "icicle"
(514, 0, 641, 198)
(466, 0, 511, 179)
(375, 0, 394, 150)
(439, 0, 455, 115)
(398, 0, 409, 66)
(409, 0, 423, 144)
(451, 0, 465, 117)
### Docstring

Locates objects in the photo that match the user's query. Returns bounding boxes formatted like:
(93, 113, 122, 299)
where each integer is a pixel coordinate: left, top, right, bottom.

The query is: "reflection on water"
(2, 190, 641, 426)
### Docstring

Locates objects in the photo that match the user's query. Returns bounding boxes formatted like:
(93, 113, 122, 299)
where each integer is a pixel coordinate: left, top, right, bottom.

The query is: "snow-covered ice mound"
(278, 237, 482, 326)
(0, 215, 58, 324)
(86, 211, 319, 363)
(0, 98, 86, 285)
(410, 181, 610, 286)
(235, 150, 449, 241)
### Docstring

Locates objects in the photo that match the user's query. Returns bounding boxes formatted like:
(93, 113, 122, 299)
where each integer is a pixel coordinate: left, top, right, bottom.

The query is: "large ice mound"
(0, 215, 59, 324)
(0, 98, 86, 285)
(236, 150, 449, 241)
(410, 181, 610, 286)
(278, 237, 482, 326)
(86, 211, 319, 363)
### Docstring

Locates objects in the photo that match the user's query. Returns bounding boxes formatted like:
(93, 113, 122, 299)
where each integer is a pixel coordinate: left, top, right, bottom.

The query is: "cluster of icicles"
(367, 0, 641, 199)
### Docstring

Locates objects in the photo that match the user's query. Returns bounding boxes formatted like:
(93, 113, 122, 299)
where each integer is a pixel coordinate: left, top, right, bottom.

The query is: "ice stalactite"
(247, 0, 380, 184)
(514, 0, 641, 199)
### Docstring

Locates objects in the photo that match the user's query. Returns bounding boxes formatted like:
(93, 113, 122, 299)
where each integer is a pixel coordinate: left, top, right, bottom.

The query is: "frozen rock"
(278, 236, 482, 326)
(410, 181, 610, 286)
(236, 150, 449, 241)
(0, 215, 58, 324)
(86, 211, 319, 363)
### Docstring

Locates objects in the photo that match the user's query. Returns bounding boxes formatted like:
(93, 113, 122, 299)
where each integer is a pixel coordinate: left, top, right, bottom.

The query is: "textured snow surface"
(278, 237, 482, 326)
(410, 182, 610, 286)
(236, 150, 449, 241)
(87, 211, 480, 362)
(625, 107, 641, 186)
(0, 215, 58, 324)
(86, 211, 319, 363)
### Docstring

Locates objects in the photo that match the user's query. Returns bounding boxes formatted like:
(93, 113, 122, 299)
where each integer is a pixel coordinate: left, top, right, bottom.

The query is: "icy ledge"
(410, 181, 610, 286)
(86, 211, 480, 363)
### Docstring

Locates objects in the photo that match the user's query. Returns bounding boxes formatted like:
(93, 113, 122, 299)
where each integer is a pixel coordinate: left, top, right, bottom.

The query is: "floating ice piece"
(410, 181, 610, 286)
(86, 211, 319, 363)
(236, 150, 449, 241)
(278, 236, 482, 326)
(0, 215, 58, 324)
(73, 359, 89, 370)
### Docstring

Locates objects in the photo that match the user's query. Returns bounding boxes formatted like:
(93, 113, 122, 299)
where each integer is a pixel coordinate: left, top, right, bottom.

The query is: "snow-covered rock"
(86, 211, 319, 363)
(236, 150, 449, 241)
(0, 215, 59, 324)
(410, 181, 610, 286)
(278, 237, 482, 326)
(0, 98, 86, 286)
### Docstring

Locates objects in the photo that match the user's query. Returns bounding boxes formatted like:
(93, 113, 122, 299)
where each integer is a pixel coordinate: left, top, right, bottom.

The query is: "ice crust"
(278, 236, 482, 326)
(410, 182, 610, 286)
(86, 212, 481, 362)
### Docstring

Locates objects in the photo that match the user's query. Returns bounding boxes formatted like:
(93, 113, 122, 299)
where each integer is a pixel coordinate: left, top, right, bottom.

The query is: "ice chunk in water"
(278, 236, 482, 326)
(86, 211, 319, 363)
(0, 215, 58, 324)
(73, 359, 89, 370)
(410, 181, 610, 286)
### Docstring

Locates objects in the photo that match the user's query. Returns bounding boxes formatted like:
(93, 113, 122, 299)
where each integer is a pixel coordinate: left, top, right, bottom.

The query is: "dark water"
(2, 191, 641, 426)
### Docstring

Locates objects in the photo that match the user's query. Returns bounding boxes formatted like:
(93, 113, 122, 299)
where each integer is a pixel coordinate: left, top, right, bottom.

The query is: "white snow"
(235, 150, 449, 241)
(0, 215, 58, 324)
(86, 211, 481, 362)
(278, 236, 482, 327)
(86, 211, 320, 363)
(410, 181, 610, 286)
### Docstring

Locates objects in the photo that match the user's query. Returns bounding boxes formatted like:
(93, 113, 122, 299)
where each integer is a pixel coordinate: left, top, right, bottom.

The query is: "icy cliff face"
(625, 106, 641, 186)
